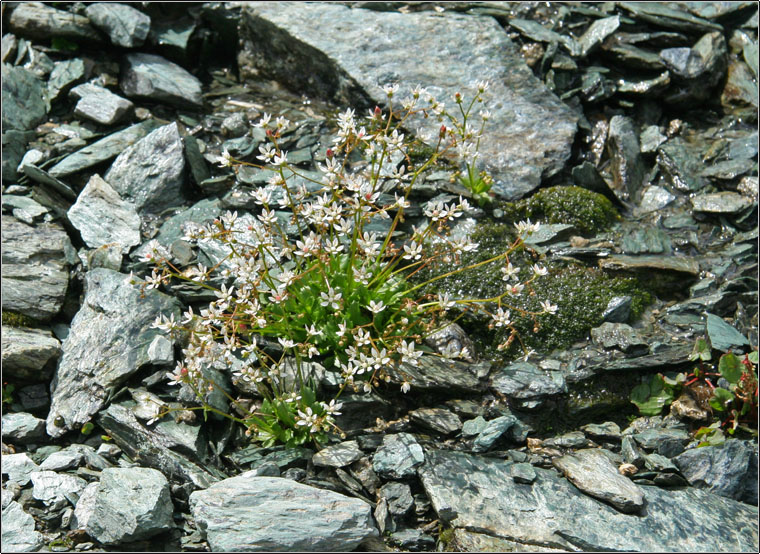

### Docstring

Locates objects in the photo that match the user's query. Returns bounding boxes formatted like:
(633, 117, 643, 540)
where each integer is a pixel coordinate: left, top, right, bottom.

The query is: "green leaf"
(689, 338, 711, 362)
(80, 422, 94, 435)
(719, 353, 743, 383)
(748, 351, 758, 365)
(709, 387, 734, 412)
(630, 376, 673, 416)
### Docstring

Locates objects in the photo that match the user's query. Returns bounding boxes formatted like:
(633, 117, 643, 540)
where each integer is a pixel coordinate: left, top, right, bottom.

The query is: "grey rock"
(590, 323, 649, 356)
(16, 383, 49, 412)
(602, 296, 632, 323)
(424, 321, 477, 363)
(577, 16, 620, 58)
(1, 325, 61, 380)
(49, 119, 161, 178)
(621, 226, 672, 255)
(31, 470, 87, 510)
(618, 3, 723, 34)
(607, 115, 645, 203)
(2, 412, 46, 444)
(2, 129, 35, 183)
(85, 467, 173, 545)
(1, 64, 47, 132)
(8, 2, 103, 42)
(692, 191, 753, 214)
(70, 83, 133, 126)
(21, 162, 78, 201)
(657, 137, 709, 192)
(451, 528, 567, 553)
(240, 3, 577, 200)
(409, 408, 462, 436)
(71, 481, 99, 531)
(1, 453, 40, 486)
(2, 194, 50, 224)
(638, 185, 676, 214)
(1, 499, 44, 552)
(511, 462, 536, 484)
(508, 18, 579, 55)
(388, 528, 436, 551)
(39, 448, 85, 472)
(643, 452, 680, 473)
(543, 431, 591, 449)
(674, 440, 757, 505)
(68, 174, 142, 253)
(553, 448, 645, 513)
(621, 435, 646, 468)
(47, 58, 86, 101)
(490, 361, 566, 409)
(598, 254, 700, 278)
(633, 427, 690, 457)
(461, 416, 489, 438)
(183, 135, 210, 185)
(701, 158, 756, 181)
(639, 126, 668, 153)
(46, 269, 181, 438)
(373, 433, 425, 479)
(472, 416, 519, 453)
(97, 402, 221, 489)
(104, 122, 187, 214)
(86, 243, 123, 271)
(660, 32, 728, 105)
(706, 312, 750, 351)
(386, 355, 489, 394)
(147, 335, 173, 365)
(133, 197, 221, 256)
(190, 474, 378, 552)
(581, 422, 622, 442)
(312, 441, 364, 468)
(722, 59, 758, 108)
(85, 3, 151, 48)
(419, 449, 758, 551)
(379, 481, 414, 519)
(120, 53, 203, 108)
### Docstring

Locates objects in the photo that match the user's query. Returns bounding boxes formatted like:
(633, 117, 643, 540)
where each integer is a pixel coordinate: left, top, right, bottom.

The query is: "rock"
(30, 470, 87, 510)
(239, 3, 577, 200)
(85, 467, 174, 545)
(657, 137, 709, 192)
(706, 312, 751, 351)
(633, 427, 690, 457)
(120, 53, 203, 108)
(692, 191, 753, 214)
(581, 422, 622, 442)
(1, 412, 46, 444)
(472, 416, 520, 452)
(8, 2, 103, 42)
(621, 435, 646, 468)
(39, 448, 85, 472)
(47, 58, 86, 101)
(674, 440, 757, 505)
(46, 269, 181, 438)
(511, 462, 537, 484)
(618, 3, 723, 34)
(2, 130, 35, 184)
(409, 408, 462, 436)
(461, 416, 489, 438)
(388, 528, 436, 551)
(85, 3, 151, 48)
(2, 194, 50, 225)
(2, 217, 72, 322)
(372, 433, 425, 479)
(553, 448, 645, 513)
(1, 499, 44, 552)
(97, 402, 221, 489)
(1, 453, 40, 486)
(602, 296, 632, 323)
(423, 321, 477, 363)
(70, 83, 134, 126)
(590, 323, 649, 356)
(386, 355, 489, 394)
(312, 441, 364, 468)
(508, 18, 579, 55)
(48, 119, 161, 178)
(670, 391, 710, 422)
(189, 474, 378, 552)
(490, 361, 566, 409)
(599, 254, 700, 278)
(577, 16, 620, 58)
(660, 32, 728, 105)
(71, 481, 98, 531)
(701, 158, 756, 181)
(621, 226, 671, 254)
(379, 481, 414, 520)
(68, 174, 142, 253)
(1, 325, 61, 381)
(543, 431, 591, 449)
(1, 64, 48, 132)
(418, 449, 758, 551)
(638, 185, 676, 214)
(607, 115, 646, 203)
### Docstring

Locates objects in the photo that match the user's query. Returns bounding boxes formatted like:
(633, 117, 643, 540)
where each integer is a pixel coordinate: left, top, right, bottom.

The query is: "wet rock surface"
(1, 2, 757, 552)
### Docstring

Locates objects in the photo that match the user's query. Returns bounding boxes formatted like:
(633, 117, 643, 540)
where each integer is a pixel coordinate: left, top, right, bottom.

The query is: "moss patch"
(2, 311, 41, 328)
(496, 185, 619, 235)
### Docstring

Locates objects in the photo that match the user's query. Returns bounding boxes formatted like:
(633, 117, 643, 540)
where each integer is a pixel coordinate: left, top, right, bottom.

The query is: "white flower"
(403, 242, 423, 261)
(507, 283, 524, 296)
(368, 300, 386, 314)
(532, 264, 548, 277)
(278, 337, 295, 349)
(398, 340, 423, 366)
(540, 300, 558, 314)
(273, 151, 288, 166)
(492, 307, 511, 327)
(214, 148, 233, 167)
(383, 83, 399, 97)
(275, 115, 290, 130)
(401, 381, 411, 394)
(320, 288, 343, 310)
(501, 262, 519, 281)
(321, 399, 343, 416)
(257, 143, 276, 163)
(514, 219, 540, 235)
(479, 109, 491, 121)
(254, 113, 272, 128)
(438, 293, 456, 310)
(475, 80, 490, 93)
(306, 324, 323, 338)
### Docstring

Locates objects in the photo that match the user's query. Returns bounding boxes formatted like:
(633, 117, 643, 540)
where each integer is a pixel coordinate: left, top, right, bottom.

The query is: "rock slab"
(189, 474, 378, 552)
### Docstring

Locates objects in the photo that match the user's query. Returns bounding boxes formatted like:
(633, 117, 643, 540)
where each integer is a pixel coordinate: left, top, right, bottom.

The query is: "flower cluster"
(140, 84, 556, 447)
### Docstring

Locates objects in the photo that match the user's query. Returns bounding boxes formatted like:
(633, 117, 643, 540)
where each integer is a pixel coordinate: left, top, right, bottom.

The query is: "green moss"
(2, 311, 40, 328)
(496, 185, 619, 235)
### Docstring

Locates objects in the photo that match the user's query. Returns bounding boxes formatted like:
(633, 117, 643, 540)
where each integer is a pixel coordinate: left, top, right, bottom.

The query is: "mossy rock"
(496, 185, 619, 235)
(2, 311, 41, 328)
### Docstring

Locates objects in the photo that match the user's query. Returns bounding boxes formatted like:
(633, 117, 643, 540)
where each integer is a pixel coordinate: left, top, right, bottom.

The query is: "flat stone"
(602, 296, 632, 323)
(2, 194, 50, 224)
(239, 3, 577, 200)
(2, 64, 48, 132)
(47, 58, 86, 101)
(490, 361, 566, 409)
(39, 449, 85, 472)
(692, 191, 753, 214)
(553, 448, 645, 513)
(85, 3, 151, 48)
(472, 416, 520, 453)
(638, 185, 675, 213)
(85, 467, 174, 545)
(418, 449, 758, 551)
(1, 412, 47, 444)
(1, 453, 40, 486)
(657, 137, 709, 192)
(618, 3, 723, 34)
(590, 322, 649, 356)
(599, 254, 700, 277)
(68, 174, 142, 253)
(70, 83, 133, 126)
(701, 158, 756, 181)
(577, 16, 620, 58)
(386, 355, 489, 394)
(581, 422, 622, 442)
(461, 416, 489, 438)
(8, 3, 103, 42)
(189, 474, 378, 552)
(312, 441, 364, 468)
(511, 462, 537, 484)
(120, 53, 203, 108)
(1, 325, 61, 380)
(543, 431, 591, 449)
(409, 408, 462, 435)
(1, 499, 44, 552)
(607, 115, 646, 203)
(48, 120, 162, 178)
(632, 427, 690, 457)
(706, 312, 751, 351)
(46, 269, 181, 438)
(379, 481, 414, 519)
(30, 470, 87, 510)
(372, 433, 425, 479)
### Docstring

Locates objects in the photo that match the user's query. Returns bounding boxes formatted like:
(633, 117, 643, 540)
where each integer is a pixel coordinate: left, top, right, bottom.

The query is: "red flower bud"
(439, 125, 447, 138)
(326, 148, 334, 158)
(374, 106, 382, 117)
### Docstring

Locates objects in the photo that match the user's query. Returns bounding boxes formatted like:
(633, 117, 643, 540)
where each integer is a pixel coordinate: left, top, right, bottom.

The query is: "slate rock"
(590, 322, 649, 356)
(386, 355, 489, 393)
(48, 119, 161, 178)
(372, 433, 425, 479)
(661, 32, 728, 105)
(70, 83, 134, 126)
(1, 453, 40, 486)
(618, 3, 723, 34)
(633, 427, 690, 457)
(1, 499, 44, 552)
(490, 361, 566, 409)
(1, 325, 61, 381)
(85, 467, 174, 545)
(8, 2, 103, 42)
(47, 58, 86, 101)
(120, 53, 203, 108)
(607, 115, 646, 203)
(2, 217, 72, 322)
(577, 16, 620, 58)
(674, 440, 757, 505)
(189, 474, 378, 552)
(68, 174, 142, 253)
(312, 441, 364, 468)
(46, 269, 181, 438)
(31, 470, 87, 510)
(581, 422, 622, 442)
(706, 312, 750, 351)
(543, 430, 591, 449)
(409, 408, 462, 436)
(379, 481, 414, 519)
(638, 185, 676, 214)
(1, 64, 48, 132)
(1, 412, 47, 444)
(472, 415, 519, 452)
(511, 462, 536, 484)
(239, 3, 577, 200)
(722, 59, 759, 108)
(85, 3, 151, 48)
(553, 448, 645, 513)
(692, 191, 753, 214)
(602, 296, 632, 323)
(657, 137, 709, 192)
(2, 194, 50, 225)
(419, 449, 758, 551)
(461, 416, 489, 438)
